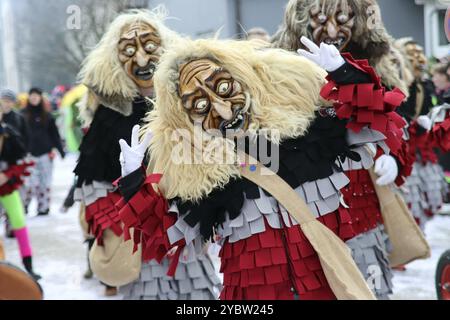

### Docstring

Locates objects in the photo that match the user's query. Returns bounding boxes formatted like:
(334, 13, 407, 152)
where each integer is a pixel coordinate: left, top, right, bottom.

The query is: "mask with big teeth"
(179, 59, 250, 138)
(118, 22, 161, 89)
(309, 1, 354, 51)
(404, 43, 427, 80)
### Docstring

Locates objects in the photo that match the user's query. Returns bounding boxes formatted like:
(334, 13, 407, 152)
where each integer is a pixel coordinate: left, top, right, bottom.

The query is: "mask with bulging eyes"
(118, 22, 162, 89)
(404, 43, 427, 79)
(178, 59, 250, 137)
(309, 2, 354, 51)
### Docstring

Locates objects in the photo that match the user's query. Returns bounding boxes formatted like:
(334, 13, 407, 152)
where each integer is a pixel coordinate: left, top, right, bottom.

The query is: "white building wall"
(1, 0, 20, 91)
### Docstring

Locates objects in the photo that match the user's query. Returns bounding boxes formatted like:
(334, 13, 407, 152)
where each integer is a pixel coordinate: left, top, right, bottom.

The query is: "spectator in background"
(0, 89, 29, 150)
(22, 88, 65, 216)
(432, 63, 450, 105)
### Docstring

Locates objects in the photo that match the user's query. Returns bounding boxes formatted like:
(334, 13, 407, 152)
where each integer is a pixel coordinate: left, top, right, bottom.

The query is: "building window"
(438, 9, 448, 46)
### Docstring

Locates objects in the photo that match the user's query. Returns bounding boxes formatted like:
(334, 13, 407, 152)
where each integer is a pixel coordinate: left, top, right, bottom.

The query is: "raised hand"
(374, 155, 398, 186)
(297, 36, 346, 72)
(119, 125, 153, 177)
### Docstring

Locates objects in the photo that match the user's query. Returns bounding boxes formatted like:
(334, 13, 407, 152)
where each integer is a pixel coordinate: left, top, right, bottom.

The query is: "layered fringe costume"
(112, 39, 406, 300)
(0, 122, 37, 278)
(431, 104, 450, 169)
(394, 38, 448, 229)
(73, 9, 220, 300)
(272, 0, 417, 298)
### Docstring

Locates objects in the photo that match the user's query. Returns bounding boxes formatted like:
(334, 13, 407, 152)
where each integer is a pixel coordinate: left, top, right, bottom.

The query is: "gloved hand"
(297, 36, 346, 72)
(374, 155, 398, 186)
(416, 115, 432, 131)
(119, 125, 152, 177)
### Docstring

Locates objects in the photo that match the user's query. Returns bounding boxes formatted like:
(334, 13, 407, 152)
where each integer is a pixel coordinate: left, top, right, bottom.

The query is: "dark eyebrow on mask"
(181, 89, 202, 107)
(205, 68, 228, 83)
(118, 38, 136, 46)
(140, 32, 161, 41)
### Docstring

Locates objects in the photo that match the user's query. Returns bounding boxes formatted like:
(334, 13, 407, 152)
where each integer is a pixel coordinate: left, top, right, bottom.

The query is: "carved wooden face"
(118, 22, 161, 89)
(178, 59, 249, 136)
(309, 1, 354, 52)
(404, 43, 427, 79)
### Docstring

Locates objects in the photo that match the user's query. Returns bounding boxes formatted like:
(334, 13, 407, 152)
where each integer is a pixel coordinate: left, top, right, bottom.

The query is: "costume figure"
(393, 38, 447, 229)
(110, 36, 409, 300)
(273, 0, 415, 298)
(431, 104, 450, 155)
(0, 104, 39, 280)
(431, 63, 450, 186)
(74, 9, 220, 300)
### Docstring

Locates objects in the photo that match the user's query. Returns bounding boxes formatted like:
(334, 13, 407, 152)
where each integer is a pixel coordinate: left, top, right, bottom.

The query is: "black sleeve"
(421, 82, 434, 116)
(0, 125, 27, 164)
(19, 113, 31, 153)
(48, 115, 65, 158)
(63, 181, 77, 209)
(328, 61, 372, 85)
(118, 167, 146, 201)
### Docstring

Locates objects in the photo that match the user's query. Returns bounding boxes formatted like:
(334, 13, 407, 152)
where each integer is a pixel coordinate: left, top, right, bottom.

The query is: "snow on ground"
(1, 154, 121, 300)
(390, 213, 450, 300)
(1, 155, 450, 300)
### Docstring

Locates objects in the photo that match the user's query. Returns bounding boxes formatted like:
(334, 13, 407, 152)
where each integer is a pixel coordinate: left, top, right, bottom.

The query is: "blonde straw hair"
(143, 38, 327, 202)
(77, 7, 181, 123)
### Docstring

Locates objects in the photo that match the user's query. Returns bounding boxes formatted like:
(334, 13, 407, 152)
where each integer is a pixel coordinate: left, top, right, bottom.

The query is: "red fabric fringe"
(0, 162, 34, 196)
(321, 54, 412, 185)
(116, 174, 184, 276)
(342, 169, 384, 236)
(408, 122, 439, 164)
(432, 116, 450, 152)
(389, 140, 414, 186)
(85, 191, 122, 246)
(219, 208, 353, 300)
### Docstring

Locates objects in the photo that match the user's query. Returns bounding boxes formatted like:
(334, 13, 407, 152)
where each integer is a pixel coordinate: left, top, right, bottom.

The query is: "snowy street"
(1, 155, 450, 300)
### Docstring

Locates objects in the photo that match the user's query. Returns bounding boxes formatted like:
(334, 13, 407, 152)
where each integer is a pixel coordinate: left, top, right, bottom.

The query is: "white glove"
(374, 155, 398, 186)
(119, 125, 153, 177)
(297, 36, 346, 72)
(416, 115, 432, 131)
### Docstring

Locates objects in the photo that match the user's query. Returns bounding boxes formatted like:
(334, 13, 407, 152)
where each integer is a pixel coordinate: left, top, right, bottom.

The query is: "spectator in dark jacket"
(0, 89, 29, 151)
(22, 88, 65, 216)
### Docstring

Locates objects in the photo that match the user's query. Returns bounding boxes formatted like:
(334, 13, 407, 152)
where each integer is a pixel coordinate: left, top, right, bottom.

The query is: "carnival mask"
(404, 43, 427, 79)
(178, 59, 249, 136)
(309, 2, 354, 51)
(118, 22, 161, 89)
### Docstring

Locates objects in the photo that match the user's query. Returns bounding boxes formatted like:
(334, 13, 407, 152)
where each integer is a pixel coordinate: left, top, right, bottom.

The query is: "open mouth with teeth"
(134, 62, 156, 81)
(219, 110, 248, 135)
(323, 37, 347, 50)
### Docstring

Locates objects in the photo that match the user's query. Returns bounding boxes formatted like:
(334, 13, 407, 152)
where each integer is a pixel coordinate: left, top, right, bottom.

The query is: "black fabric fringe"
(74, 98, 151, 187)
